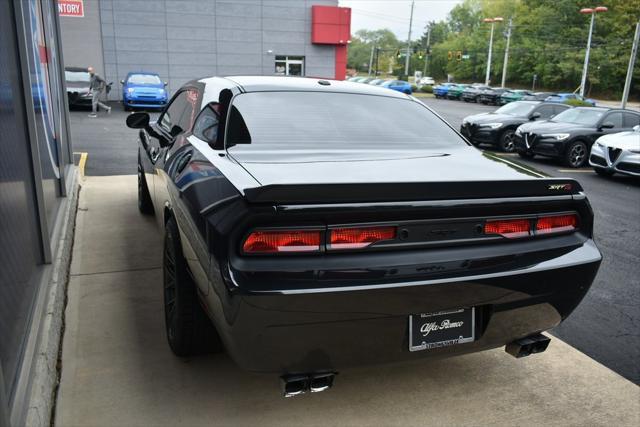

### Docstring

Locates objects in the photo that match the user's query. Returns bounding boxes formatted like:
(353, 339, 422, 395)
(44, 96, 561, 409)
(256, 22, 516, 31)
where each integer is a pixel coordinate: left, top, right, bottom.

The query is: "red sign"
(58, 0, 84, 17)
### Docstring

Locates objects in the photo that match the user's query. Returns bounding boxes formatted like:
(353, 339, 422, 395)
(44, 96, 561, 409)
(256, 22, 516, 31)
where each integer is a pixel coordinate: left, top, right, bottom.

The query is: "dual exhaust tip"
(505, 333, 551, 358)
(281, 373, 336, 397)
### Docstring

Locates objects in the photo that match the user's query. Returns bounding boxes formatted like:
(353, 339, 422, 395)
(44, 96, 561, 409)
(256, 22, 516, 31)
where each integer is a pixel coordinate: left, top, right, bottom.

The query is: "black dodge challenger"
(127, 76, 601, 396)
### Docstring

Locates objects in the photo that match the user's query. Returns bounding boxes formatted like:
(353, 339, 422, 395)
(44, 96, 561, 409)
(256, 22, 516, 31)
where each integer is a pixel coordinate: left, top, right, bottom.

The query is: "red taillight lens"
(536, 214, 578, 235)
(242, 230, 321, 254)
(329, 226, 396, 250)
(484, 219, 531, 238)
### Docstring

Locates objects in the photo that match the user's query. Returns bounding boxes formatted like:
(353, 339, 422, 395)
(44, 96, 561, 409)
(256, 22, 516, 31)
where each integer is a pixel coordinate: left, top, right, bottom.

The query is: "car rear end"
(202, 87, 601, 376)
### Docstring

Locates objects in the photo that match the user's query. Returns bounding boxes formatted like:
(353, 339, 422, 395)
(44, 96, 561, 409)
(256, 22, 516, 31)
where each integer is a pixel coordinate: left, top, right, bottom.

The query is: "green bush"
(421, 85, 433, 93)
(564, 99, 592, 107)
(411, 84, 418, 92)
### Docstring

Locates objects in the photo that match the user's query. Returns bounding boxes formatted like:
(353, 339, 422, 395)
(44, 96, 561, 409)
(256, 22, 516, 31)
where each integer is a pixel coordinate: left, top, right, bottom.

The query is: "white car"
(589, 125, 640, 177)
(418, 76, 435, 86)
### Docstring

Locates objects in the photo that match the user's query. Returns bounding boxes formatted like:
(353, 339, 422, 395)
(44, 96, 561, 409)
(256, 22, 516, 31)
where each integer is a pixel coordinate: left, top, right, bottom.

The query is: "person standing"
(87, 66, 111, 117)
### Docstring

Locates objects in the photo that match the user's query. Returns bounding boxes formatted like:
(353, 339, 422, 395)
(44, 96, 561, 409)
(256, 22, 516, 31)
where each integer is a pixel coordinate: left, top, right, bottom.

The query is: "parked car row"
(347, 76, 413, 94)
(435, 82, 596, 106)
(64, 66, 168, 111)
(461, 101, 640, 174)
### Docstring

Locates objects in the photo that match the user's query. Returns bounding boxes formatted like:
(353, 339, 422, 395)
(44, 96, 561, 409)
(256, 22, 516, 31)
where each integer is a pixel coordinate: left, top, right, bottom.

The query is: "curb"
(23, 170, 80, 427)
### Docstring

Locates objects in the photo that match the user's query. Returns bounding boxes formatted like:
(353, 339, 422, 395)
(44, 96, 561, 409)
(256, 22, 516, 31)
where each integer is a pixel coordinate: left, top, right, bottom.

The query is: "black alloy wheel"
(163, 217, 222, 357)
(499, 129, 517, 153)
(565, 141, 588, 168)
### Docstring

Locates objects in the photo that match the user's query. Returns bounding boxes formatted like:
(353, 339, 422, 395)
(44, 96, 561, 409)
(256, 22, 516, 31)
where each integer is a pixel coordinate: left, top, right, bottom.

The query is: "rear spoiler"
(243, 179, 583, 204)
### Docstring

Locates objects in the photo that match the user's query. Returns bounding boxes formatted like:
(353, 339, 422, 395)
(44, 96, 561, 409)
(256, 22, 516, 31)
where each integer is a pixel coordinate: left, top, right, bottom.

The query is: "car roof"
(573, 106, 610, 111)
(127, 71, 160, 76)
(65, 66, 88, 72)
(199, 76, 408, 99)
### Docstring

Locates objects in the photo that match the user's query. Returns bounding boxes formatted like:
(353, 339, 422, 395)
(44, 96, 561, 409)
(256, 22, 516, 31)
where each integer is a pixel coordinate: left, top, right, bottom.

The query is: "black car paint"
(132, 76, 601, 374)
(461, 102, 571, 148)
(478, 87, 510, 105)
(514, 108, 640, 164)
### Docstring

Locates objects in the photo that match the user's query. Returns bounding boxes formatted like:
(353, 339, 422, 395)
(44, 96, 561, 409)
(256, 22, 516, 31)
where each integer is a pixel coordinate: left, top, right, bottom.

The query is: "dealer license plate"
(409, 308, 475, 352)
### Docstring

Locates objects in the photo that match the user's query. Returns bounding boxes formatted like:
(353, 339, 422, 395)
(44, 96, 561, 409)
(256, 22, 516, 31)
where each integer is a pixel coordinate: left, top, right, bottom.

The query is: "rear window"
(225, 92, 465, 150)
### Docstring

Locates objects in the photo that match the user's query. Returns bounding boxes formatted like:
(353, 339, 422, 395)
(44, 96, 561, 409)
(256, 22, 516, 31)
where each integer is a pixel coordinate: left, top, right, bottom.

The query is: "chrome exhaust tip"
(281, 373, 336, 397)
(506, 333, 551, 358)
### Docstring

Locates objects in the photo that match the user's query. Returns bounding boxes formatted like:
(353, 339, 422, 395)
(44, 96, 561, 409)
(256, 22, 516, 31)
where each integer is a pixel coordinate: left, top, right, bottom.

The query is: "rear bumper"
(207, 240, 601, 374)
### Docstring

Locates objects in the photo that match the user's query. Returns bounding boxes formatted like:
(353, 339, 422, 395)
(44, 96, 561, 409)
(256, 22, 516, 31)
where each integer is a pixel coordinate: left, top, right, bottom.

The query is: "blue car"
(381, 80, 412, 94)
(545, 93, 596, 106)
(121, 72, 168, 110)
(433, 82, 456, 99)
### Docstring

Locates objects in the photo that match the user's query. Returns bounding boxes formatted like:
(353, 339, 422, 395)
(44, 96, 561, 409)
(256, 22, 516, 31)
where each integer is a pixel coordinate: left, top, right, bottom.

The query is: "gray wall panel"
(61, 0, 340, 100)
(60, 0, 104, 73)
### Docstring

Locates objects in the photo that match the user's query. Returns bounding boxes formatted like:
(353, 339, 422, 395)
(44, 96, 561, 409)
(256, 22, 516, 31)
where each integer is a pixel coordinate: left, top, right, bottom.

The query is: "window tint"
(553, 105, 570, 115)
(605, 112, 623, 128)
(225, 92, 465, 150)
(623, 112, 640, 128)
(193, 103, 220, 143)
(127, 74, 162, 85)
(535, 105, 555, 119)
(160, 89, 199, 133)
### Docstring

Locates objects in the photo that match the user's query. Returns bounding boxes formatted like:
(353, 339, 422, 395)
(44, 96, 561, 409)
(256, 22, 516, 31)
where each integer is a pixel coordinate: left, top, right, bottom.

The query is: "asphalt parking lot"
(68, 97, 640, 385)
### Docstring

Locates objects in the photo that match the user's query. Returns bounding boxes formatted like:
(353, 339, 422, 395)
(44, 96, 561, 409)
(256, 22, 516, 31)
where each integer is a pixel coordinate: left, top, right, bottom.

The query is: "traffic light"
(456, 51, 462, 61)
(396, 49, 401, 58)
(448, 51, 453, 60)
(418, 51, 424, 59)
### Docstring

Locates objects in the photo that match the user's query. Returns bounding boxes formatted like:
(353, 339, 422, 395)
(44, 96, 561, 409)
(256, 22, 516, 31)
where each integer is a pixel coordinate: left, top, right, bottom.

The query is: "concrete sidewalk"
(55, 175, 640, 427)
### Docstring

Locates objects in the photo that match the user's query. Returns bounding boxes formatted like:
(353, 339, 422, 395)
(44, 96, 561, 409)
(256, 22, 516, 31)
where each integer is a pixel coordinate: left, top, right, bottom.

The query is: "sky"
(339, 0, 463, 40)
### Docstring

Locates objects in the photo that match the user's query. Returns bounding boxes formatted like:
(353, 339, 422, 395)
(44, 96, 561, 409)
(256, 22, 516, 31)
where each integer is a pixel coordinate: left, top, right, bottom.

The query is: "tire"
(138, 153, 154, 215)
(564, 140, 589, 168)
(518, 151, 535, 159)
(499, 129, 517, 153)
(594, 167, 614, 177)
(163, 217, 223, 357)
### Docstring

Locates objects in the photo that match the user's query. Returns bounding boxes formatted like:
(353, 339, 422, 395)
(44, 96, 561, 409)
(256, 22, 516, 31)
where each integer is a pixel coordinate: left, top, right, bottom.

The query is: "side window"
(623, 113, 640, 128)
(159, 89, 199, 134)
(605, 112, 624, 128)
(553, 105, 570, 116)
(160, 91, 188, 133)
(192, 103, 220, 144)
(535, 105, 555, 119)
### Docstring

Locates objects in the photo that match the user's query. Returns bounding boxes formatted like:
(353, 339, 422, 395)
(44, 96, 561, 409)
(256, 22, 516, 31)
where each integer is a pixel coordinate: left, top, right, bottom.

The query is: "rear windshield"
(127, 74, 162, 85)
(225, 92, 465, 150)
(65, 71, 90, 83)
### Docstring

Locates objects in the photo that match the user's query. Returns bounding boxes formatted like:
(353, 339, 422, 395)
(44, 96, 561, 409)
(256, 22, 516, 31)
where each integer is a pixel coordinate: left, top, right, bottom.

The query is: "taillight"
(329, 226, 396, 250)
(484, 219, 531, 238)
(242, 230, 321, 254)
(536, 214, 578, 235)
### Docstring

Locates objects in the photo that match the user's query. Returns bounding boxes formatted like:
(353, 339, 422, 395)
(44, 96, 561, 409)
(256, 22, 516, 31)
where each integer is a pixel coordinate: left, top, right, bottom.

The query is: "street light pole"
(367, 44, 375, 77)
(405, 0, 415, 76)
(501, 18, 513, 88)
(422, 26, 431, 77)
(483, 17, 503, 86)
(621, 21, 640, 109)
(579, 6, 608, 97)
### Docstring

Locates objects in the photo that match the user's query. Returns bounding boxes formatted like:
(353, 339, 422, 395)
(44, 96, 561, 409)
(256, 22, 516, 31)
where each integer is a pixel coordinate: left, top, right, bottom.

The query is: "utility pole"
(404, 0, 415, 76)
(501, 18, 513, 88)
(367, 44, 375, 76)
(422, 25, 431, 77)
(622, 21, 640, 109)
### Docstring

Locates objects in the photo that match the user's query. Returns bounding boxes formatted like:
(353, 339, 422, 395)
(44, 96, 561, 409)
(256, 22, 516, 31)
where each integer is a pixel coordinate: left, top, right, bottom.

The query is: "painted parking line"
(73, 152, 88, 179)
(556, 169, 594, 173)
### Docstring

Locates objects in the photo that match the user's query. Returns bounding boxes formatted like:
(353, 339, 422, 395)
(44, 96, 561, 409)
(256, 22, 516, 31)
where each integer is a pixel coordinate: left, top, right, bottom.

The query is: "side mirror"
(126, 112, 150, 129)
(600, 122, 614, 129)
(530, 112, 541, 120)
(120, 80, 125, 85)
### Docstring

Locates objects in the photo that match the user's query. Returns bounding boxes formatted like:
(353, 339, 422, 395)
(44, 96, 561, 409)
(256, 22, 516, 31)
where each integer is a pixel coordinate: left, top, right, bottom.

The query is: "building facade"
(59, 0, 351, 100)
(1, 0, 76, 426)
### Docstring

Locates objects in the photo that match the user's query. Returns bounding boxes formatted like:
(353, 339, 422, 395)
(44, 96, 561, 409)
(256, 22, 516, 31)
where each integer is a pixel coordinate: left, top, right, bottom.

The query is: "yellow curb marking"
(73, 152, 88, 179)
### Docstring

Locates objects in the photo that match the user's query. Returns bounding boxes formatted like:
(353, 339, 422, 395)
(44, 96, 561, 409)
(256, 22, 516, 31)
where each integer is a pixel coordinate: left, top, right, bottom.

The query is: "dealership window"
(274, 56, 305, 76)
